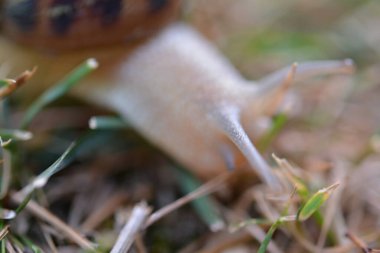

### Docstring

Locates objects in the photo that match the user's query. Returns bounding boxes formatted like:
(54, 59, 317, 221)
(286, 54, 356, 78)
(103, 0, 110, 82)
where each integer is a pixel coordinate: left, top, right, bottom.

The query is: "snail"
(0, 0, 354, 189)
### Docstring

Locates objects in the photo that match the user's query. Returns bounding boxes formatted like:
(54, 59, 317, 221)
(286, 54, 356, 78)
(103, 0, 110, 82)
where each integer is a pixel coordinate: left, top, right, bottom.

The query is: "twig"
(10, 192, 95, 251)
(110, 202, 151, 253)
(145, 172, 229, 228)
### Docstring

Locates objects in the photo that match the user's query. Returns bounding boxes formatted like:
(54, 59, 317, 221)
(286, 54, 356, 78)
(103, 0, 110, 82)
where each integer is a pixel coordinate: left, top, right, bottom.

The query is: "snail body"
(0, 0, 354, 189)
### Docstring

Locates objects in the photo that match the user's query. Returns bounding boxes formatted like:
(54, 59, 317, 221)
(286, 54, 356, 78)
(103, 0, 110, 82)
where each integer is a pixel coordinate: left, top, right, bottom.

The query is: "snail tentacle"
(257, 59, 355, 93)
(214, 106, 280, 190)
(247, 63, 297, 117)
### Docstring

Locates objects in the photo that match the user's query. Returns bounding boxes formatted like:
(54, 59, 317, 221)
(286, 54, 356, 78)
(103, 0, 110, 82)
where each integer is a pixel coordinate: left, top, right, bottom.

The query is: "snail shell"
(3, 0, 180, 50)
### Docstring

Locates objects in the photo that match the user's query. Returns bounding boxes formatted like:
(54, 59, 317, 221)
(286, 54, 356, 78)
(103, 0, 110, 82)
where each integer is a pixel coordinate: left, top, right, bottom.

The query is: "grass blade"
(0, 239, 4, 253)
(0, 129, 33, 141)
(21, 142, 76, 196)
(0, 208, 16, 220)
(258, 113, 288, 152)
(89, 116, 129, 130)
(14, 235, 44, 253)
(229, 218, 273, 233)
(0, 225, 9, 240)
(21, 59, 98, 129)
(173, 166, 225, 231)
(14, 192, 34, 215)
(257, 219, 282, 253)
(0, 68, 36, 100)
(0, 138, 12, 199)
(110, 202, 151, 253)
(297, 182, 339, 221)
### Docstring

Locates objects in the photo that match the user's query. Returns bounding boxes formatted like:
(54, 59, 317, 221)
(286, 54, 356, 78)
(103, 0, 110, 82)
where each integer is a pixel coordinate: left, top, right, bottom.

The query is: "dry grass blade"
(345, 231, 380, 253)
(81, 192, 129, 231)
(229, 189, 284, 253)
(134, 234, 148, 253)
(0, 225, 10, 240)
(195, 231, 252, 253)
(0, 67, 36, 99)
(110, 202, 151, 253)
(145, 172, 229, 228)
(265, 62, 297, 116)
(5, 240, 17, 253)
(40, 224, 59, 253)
(10, 192, 95, 251)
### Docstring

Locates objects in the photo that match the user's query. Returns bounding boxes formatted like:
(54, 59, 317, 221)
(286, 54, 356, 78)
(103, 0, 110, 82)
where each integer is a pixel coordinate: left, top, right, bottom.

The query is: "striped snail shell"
(2, 0, 180, 51)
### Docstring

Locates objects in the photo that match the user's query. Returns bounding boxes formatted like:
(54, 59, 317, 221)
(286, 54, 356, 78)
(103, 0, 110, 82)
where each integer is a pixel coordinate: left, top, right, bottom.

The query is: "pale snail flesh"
(0, 0, 355, 190)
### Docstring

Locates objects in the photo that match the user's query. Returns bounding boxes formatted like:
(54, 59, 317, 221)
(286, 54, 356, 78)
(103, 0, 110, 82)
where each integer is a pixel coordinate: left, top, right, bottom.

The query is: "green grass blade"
(258, 219, 282, 253)
(19, 131, 110, 199)
(1, 239, 5, 253)
(0, 138, 12, 199)
(14, 142, 77, 215)
(21, 58, 98, 129)
(257, 215, 296, 253)
(173, 166, 225, 231)
(89, 116, 130, 130)
(272, 154, 337, 243)
(16, 235, 43, 253)
(14, 191, 34, 215)
(38, 142, 76, 179)
(21, 142, 76, 196)
(0, 129, 33, 141)
(229, 218, 273, 232)
(297, 182, 339, 221)
(258, 113, 288, 152)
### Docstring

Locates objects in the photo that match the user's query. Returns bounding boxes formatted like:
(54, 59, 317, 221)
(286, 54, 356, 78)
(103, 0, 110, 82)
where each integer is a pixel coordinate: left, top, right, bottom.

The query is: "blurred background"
(2, 0, 380, 252)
